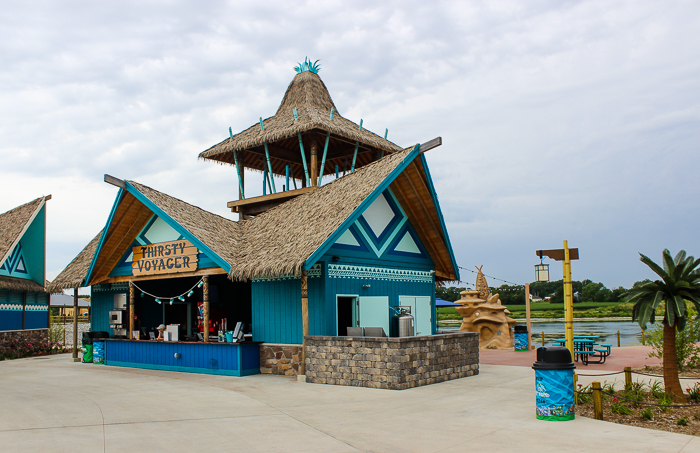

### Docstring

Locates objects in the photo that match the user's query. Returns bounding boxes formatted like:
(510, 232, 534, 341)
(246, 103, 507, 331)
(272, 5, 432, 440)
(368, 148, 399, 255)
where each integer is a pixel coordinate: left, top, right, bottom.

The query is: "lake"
(439, 320, 648, 347)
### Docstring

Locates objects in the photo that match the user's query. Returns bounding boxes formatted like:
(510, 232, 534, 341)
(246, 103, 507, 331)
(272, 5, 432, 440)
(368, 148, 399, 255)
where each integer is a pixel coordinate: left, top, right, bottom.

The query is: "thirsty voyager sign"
(132, 240, 199, 276)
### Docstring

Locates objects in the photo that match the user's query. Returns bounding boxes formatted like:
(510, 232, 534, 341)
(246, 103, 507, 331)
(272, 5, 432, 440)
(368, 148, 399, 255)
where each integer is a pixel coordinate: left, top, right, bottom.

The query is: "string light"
(131, 277, 205, 304)
(457, 266, 522, 286)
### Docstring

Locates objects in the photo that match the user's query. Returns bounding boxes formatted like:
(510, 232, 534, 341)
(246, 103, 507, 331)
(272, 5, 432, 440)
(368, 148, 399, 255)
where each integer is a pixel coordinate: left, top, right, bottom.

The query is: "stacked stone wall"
(260, 343, 302, 376)
(0, 329, 48, 343)
(304, 332, 479, 390)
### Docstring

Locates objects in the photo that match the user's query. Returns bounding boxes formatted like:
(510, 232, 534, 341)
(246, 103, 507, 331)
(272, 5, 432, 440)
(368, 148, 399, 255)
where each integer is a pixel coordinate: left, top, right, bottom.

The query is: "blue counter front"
(104, 340, 261, 376)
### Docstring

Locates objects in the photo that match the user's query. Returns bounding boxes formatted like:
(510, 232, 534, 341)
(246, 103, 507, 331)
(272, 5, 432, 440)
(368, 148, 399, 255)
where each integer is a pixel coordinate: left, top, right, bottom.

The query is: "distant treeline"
(436, 280, 629, 305)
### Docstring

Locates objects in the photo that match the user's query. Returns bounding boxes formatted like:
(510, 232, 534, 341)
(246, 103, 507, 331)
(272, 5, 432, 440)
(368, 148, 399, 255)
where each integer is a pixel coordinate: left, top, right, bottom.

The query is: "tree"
(624, 250, 700, 403)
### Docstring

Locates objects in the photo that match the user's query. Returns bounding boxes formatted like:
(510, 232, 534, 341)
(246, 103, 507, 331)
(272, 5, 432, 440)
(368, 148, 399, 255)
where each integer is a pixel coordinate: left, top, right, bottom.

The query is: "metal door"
(358, 296, 390, 335)
(399, 296, 433, 336)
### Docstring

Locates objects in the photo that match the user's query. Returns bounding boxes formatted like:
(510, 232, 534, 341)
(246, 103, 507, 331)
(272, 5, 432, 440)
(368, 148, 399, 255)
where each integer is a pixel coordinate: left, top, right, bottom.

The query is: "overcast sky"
(1, 1, 699, 290)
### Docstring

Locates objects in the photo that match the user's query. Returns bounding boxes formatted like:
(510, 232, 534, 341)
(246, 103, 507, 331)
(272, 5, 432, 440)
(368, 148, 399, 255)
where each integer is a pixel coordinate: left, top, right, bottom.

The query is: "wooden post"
(541, 331, 545, 347)
(573, 373, 578, 405)
(624, 366, 632, 389)
(310, 136, 318, 187)
(300, 270, 309, 375)
(238, 150, 246, 220)
(642, 329, 645, 345)
(617, 330, 620, 347)
(203, 276, 210, 342)
(562, 240, 574, 359)
(317, 132, 330, 186)
(525, 283, 532, 349)
(129, 282, 135, 340)
(72, 287, 79, 361)
(22, 291, 26, 330)
(592, 381, 603, 420)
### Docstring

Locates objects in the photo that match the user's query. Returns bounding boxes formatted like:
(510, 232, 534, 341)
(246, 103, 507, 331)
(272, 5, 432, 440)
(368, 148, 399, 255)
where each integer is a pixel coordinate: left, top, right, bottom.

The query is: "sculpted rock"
(455, 267, 516, 349)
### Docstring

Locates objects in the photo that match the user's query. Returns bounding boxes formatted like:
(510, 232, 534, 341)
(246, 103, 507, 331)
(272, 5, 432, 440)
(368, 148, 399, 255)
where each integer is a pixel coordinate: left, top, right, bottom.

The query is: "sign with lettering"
(132, 240, 198, 276)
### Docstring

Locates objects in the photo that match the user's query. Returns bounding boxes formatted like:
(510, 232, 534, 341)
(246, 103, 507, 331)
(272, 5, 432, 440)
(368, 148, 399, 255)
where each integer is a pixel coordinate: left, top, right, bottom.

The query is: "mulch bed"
(577, 366, 700, 436)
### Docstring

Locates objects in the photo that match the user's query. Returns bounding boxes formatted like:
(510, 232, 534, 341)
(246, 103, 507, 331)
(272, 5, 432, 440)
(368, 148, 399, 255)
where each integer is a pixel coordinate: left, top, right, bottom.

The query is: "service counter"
(102, 339, 260, 376)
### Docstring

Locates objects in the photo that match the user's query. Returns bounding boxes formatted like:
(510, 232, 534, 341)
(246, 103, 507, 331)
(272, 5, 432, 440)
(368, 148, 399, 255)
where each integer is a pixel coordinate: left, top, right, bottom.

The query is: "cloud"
(1, 1, 699, 288)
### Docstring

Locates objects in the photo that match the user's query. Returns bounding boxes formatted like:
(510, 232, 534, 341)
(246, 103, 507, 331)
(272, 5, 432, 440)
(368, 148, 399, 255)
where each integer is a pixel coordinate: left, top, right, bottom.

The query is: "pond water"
(439, 320, 648, 347)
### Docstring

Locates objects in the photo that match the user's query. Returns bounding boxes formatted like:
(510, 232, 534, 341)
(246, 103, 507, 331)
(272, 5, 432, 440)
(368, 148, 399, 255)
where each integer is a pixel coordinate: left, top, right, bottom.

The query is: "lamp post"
(536, 242, 579, 358)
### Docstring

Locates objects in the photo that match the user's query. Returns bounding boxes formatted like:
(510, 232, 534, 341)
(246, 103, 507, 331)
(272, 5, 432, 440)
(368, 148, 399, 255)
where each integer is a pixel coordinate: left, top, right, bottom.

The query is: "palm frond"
(639, 253, 667, 280)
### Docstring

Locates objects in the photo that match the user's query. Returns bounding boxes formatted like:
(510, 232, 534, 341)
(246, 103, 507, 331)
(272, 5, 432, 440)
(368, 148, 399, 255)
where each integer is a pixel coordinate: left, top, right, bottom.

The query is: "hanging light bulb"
(187, 291, 193, 297)
(156, 299, 161, 304)
(178, 296, 185, 302)
(169, 299, 174, 305)
(197, 281, 203, 288)
(140, 292, 144, 297)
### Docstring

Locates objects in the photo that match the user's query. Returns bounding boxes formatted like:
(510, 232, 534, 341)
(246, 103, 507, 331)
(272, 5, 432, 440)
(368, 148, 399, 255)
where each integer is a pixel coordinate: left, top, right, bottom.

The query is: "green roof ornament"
(294, 57, 320, 74)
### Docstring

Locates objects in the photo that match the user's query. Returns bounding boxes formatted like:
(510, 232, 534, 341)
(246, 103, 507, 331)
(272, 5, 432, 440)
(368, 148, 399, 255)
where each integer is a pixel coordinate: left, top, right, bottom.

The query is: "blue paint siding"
(0, 290, 47, 331)
(321, 258, 436, 335)
(91, 284, 129, 334)
(24, 292, 48, 329)
(251, 267, 324, 344)
(104, 340, 260, 376)
(0, 290, 22, 331)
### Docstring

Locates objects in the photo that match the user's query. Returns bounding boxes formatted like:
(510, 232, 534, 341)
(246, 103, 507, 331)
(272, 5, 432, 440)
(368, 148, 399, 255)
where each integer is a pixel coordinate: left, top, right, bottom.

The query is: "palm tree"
(625, 250, 700, 403)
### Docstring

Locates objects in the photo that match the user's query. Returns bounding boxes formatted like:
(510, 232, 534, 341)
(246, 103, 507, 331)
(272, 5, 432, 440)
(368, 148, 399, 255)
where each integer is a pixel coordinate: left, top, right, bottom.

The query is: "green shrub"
(658, 393, 673, 411)
(641, 407, 654, 420)
(686, 383, 700, 402)
(646, 306, 700, 371)
(677, 416, 689, 426)
(649, 380, 665, 399)
(611, 400, 632, 415)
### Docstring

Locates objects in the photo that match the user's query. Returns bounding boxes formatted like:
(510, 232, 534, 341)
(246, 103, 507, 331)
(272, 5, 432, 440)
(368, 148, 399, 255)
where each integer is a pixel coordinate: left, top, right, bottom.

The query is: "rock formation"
(455, 266, 516, 349)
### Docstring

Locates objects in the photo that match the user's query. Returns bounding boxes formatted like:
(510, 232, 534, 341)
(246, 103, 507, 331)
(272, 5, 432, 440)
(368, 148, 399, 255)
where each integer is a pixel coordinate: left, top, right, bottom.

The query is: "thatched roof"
(46, 231, 102, 293)
(0, 276, 47, 293)
(51, 143, 458, 287)
(0, 196, 48, 268)
(198, 71, 404, 177)
(232, 147, 414, 280)
(127, 181, 241, 267)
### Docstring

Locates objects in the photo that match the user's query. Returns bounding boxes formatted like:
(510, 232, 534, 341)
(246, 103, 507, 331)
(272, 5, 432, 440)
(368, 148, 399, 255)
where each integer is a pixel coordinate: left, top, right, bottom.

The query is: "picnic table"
(552, 338, 612, 365)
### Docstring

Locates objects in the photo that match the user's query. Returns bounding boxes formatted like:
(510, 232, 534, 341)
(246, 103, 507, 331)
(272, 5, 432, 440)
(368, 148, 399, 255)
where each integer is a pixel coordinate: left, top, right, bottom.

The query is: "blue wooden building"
(49, 63, 459, 375)
(0, 196, 51, 335)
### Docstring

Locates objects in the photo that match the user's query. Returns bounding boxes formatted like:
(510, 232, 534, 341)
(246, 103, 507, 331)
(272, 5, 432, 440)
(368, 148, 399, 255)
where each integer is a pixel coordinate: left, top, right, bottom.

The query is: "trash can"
(514, 325, 529, 351)
(81, 332, 93, 363)
(93, 340, 105, 365)
(532, 346, 576, 421)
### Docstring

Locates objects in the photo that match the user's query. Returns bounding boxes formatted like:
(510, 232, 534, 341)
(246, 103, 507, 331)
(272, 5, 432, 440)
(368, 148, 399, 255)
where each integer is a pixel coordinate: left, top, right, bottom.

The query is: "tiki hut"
(0, 196, 51, 333)
(49, 62, 460, 378)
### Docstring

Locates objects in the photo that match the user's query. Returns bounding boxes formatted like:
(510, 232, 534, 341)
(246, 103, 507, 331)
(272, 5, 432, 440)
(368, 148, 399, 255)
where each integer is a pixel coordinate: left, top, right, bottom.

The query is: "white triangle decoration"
(394, 232, 421, 254)
(335, 229, 360, 247)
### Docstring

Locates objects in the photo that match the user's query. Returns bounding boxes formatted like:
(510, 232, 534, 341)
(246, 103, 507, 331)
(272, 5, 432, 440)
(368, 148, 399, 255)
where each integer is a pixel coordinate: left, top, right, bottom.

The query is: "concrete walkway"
(0, 354, 697, 453)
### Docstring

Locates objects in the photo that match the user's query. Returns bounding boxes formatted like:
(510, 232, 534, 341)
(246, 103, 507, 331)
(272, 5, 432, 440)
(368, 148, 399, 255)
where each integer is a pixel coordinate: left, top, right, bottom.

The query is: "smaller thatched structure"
(46, 231, 102, 293)
(199, 70, 404, 179)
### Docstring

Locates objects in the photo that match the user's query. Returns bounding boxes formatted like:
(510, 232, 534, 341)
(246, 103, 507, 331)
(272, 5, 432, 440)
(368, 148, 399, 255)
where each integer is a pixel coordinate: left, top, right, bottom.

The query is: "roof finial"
(294, 57, 320, 74)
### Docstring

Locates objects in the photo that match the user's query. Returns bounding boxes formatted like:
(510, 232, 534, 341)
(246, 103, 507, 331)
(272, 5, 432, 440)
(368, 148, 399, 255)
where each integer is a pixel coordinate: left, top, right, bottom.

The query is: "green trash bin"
(81, 344, 93, 363)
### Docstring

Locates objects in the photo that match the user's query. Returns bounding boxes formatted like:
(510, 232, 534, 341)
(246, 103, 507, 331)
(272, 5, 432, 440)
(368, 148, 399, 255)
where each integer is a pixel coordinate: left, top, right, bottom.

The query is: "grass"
(438, 301, 633, 320)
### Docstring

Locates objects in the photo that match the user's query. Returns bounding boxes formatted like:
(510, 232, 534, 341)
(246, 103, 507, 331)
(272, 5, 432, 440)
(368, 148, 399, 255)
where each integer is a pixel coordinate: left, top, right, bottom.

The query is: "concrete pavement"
(0, 353, 697, 453)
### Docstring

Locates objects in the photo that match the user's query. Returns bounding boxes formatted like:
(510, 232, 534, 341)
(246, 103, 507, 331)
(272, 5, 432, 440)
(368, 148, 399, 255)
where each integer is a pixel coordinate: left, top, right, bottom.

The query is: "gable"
(108, 214, 219, 277)
(329, 189, 430, 264)
(0, 204, 45, 285)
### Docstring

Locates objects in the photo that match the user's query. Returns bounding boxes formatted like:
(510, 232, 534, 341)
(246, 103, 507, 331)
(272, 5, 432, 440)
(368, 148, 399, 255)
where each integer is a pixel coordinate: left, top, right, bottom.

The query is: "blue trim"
(418, 154, 460, 280)
(355, 191, 404, 246)
(105, 361, 259, 377)
(304, 144, 421, 270)
(124, 182, 231, 273)
(387, 223, 430, 259)
(329, 225, 368, 252)
(85, 189, 125, 285)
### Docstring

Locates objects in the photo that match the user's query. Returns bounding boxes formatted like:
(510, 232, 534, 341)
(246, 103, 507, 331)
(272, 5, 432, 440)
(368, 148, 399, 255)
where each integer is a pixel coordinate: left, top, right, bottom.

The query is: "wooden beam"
(310, 135, 318, 187)
(104, 174, 126, 189)
(418, 137, 442, 154)
(227, 187, 316, 210)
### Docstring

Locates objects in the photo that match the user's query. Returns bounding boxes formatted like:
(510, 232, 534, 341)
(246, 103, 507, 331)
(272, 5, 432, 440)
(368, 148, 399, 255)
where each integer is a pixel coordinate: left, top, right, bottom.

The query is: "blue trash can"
(532, 346, 576, 421)
(514, 325, 528, 351)
(93, 340, 105, 365)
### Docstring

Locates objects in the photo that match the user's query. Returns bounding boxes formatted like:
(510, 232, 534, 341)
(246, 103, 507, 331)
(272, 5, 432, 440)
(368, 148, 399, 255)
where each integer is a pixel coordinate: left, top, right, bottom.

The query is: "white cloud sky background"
(1, 1, 698, 290)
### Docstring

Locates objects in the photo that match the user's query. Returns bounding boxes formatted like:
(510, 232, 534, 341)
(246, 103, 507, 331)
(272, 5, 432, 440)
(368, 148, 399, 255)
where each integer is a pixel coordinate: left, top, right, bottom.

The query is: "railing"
(50, 315, 91, 325)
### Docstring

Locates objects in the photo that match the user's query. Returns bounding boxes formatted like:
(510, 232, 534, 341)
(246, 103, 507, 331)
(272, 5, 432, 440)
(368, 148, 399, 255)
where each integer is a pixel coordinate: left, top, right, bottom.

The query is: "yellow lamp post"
(536, 242, 579, 359)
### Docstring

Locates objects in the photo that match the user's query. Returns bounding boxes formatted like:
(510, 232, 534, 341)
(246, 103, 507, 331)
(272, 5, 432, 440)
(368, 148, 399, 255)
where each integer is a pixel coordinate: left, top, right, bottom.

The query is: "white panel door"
(399, 296, 433, 336)
(358, 296, 390, 335)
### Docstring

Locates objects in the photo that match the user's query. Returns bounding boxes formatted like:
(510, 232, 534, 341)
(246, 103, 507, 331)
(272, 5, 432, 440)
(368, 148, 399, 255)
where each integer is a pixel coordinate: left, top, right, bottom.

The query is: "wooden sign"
(132, 240, 198, 276)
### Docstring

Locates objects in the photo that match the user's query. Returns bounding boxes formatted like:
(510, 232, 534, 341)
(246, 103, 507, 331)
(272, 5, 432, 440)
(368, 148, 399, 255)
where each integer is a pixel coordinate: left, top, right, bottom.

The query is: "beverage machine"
(109, 293, 127, 337)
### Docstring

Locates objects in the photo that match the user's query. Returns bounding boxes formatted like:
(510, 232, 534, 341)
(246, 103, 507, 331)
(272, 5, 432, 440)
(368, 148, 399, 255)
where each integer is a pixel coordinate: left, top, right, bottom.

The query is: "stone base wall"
(304, 332, 479, 390)
(0, 329, 48, 344)
(260, 343, 302, 376)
